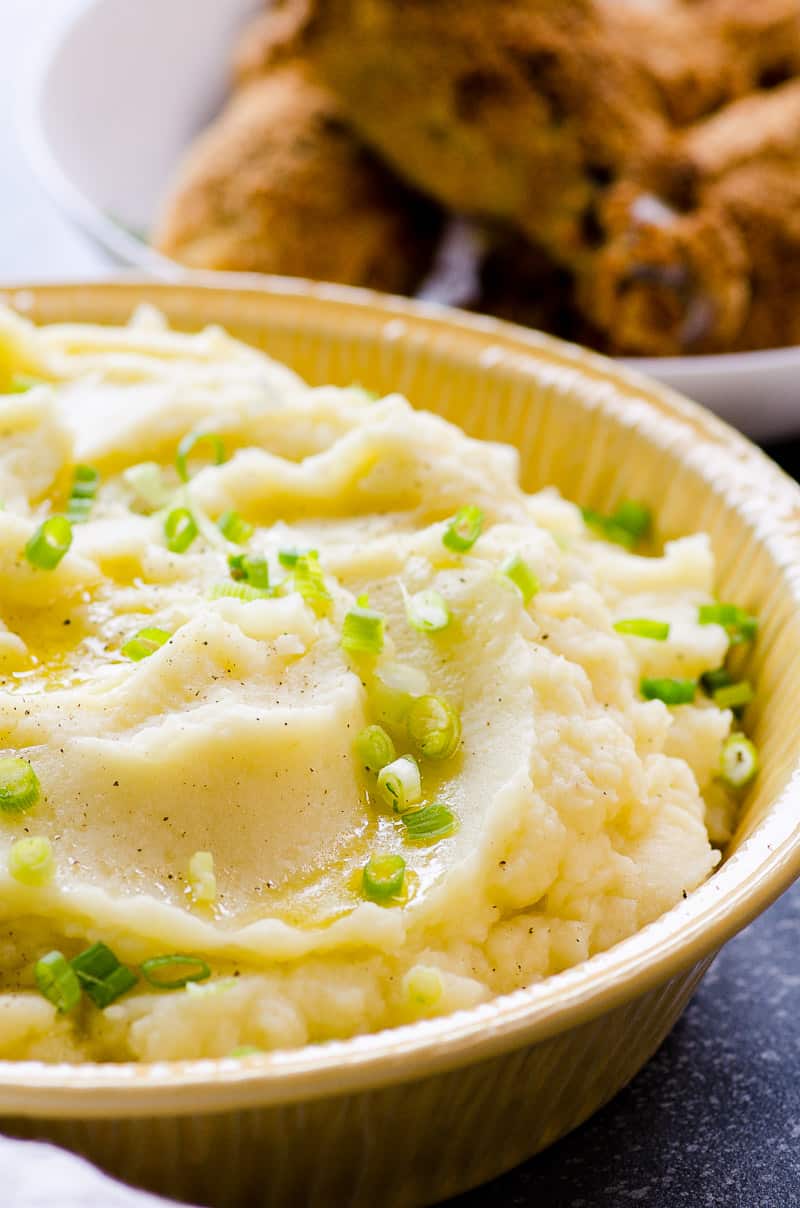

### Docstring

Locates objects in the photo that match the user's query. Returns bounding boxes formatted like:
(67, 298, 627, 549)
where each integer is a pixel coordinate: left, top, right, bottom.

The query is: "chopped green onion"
(341, 606, 385, 656)
(292, 553, 331, 614)
(71, 941, 138, 1008)
(712, 680, 754, 710)
(361, 853, 406, 903)
(66, 465, 100, 524)
(5, 373, 43, 393)
(614, 618, 670, 640)
(403, 964, 443, 1008)
(354, 724, 396, 773)
(407, 695, 461, 761)
(122, 626, 171, 661)
(209, 582, 271, 602)
(228, 553, 269, 588)
(582, 499, 652, 548)
(700, 668, 733, 696)
(640, 677, 697, 705)
(123, 462, 173, 510)
(443, 505, 484, 553)
(35, 950, 81, 1013)
(611, 500, 651, 540)
(402, 803, 458, 844)
(278, 547, 317, 569)
(164, 506, 198, 554)
(501, 554, 540, 604)
(403, 587, 451, 633)
(719, 733, 759, 789)
(8, 836, 54, 886)
(0, 756, 41, 815)
(188, 851, 216, 906)
(377, 755, 422, 814)
(176, 431, 227, 482)
(218, 510, 253, 545)
(698, 603, 758, 643)
(140, 954, 211, 990)
(229, 1045, 263, 1057)
(24, 515, 72, 570)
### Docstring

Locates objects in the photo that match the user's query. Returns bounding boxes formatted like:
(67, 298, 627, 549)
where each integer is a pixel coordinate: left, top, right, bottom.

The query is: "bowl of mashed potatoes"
(0, 279, 797, 1207)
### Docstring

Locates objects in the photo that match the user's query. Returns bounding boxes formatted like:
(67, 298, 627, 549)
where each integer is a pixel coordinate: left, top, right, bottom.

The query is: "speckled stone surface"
(452, 436, 800, 1208)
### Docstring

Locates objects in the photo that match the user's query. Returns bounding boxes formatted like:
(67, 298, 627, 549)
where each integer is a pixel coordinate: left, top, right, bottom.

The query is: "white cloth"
(0, 1136, 188, 1207)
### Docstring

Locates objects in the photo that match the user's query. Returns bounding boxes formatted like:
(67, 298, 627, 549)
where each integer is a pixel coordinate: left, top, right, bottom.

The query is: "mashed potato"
(0, 304, 752, 1062)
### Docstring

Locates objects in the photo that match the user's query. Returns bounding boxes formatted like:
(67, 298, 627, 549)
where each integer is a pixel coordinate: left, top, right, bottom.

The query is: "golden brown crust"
(602, 0, 800, 125)
(302, 0, 668, 265)
(232, 0, 313, 88)
(153, 65, 441, 292)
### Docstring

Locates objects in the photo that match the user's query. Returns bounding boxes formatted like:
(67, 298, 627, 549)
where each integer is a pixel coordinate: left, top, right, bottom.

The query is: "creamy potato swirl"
(0, 305, 742, 1061)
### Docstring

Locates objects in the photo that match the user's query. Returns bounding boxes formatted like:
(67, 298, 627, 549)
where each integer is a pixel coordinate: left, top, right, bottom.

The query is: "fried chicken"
(301, 0, 800, 354)
(581, 80, 800, 353)
(302, 0, 668, 270)
(154, 17, 441, 292)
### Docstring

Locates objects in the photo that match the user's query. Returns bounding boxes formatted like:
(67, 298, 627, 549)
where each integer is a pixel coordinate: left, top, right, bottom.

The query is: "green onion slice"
(164, 507, 198, 554)
(218, 510, 253, 545)
(141, 954, 212, 990)
(35, 950, 81, 1013)
(402, 803, 458, 844)
(501, 554, 540, 604)
(209, 582, 271, 602)
(123, 462, 173, 510)
(176, 431, 227, 482)
(640, 677, 697, 705)
(0, 756, 41, 815)
(122, 626, 171, 661)
(341, 606, 385, 656)
(583, 499, 652, 548)
(8, 836, 54, 886)
(5, 373, 44, 394)
(719, 733, 759, 789)
(712, 680, 754, 710)
(377, 755, 422, 814)
(354, 724, 396, 774)
(700, 668, 732, 696)
(407, 695, 461, 761)
(698, 603, 758, 643)
(402, 587, 451, 633)
(443, 505, 484, 553)
(362, 853, 406, 903)
(228, 553, 269, 588)
(66, 465, 100, 524)
(24, 516, 72, 570)
(278, 547, 317, 569)
(292, 553, 331, 614)
(71, 941, 138, 1008)
(614, 618, 670, 640)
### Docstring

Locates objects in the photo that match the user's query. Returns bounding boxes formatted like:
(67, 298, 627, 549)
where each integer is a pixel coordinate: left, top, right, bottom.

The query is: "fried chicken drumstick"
(154, 8, 441, 292)
(299, 0, 800, 353)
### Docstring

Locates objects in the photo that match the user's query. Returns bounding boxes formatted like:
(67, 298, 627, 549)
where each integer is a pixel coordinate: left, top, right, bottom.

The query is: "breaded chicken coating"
(302, 0, 668, 268)
(582, 81, 800, 353)
(154, 64, 441, 291)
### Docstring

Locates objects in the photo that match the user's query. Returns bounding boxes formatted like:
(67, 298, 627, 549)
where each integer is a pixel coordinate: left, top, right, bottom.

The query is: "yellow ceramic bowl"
(1, 279, 799, 1208)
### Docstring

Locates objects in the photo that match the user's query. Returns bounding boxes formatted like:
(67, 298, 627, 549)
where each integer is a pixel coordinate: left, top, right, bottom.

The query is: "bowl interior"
(0, 279, 799, 1111)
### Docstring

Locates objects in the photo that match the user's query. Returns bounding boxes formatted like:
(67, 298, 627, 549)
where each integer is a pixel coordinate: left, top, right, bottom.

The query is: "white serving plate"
(22, 0, 800, 440)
